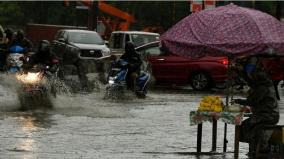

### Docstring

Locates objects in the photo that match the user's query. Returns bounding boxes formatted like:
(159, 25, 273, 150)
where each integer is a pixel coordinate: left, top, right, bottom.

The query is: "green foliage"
(217, 1, 278, 17)
(0, 2, 24, 25)
(18, 1, 77, 25)
(255, 1, 277, 17)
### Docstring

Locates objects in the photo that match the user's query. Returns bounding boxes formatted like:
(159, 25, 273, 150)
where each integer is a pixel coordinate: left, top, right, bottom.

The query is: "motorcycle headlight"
(102, 48, 110, 56)
(109, 79, 114, 84)
(108, 76, 116, 84)
(16, 72, 42, 84)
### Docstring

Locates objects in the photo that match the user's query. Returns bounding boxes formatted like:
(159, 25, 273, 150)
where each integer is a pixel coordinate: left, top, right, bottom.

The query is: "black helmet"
(4, 28, 13, 40)
(38, 40, 50, 53)
(16, 30, 24, 40)
(125, 41, 135, 53)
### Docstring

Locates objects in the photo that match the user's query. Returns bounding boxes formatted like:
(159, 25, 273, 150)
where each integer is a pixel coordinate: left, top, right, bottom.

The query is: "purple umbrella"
(161, 4, 284, 58)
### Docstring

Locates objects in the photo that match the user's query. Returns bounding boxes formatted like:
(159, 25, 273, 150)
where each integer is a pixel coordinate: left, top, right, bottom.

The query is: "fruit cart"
(189, 96, 245, 158)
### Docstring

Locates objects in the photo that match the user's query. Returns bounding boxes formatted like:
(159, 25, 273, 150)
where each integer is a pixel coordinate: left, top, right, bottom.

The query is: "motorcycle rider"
(120, 41, 142, 91)
(10, 30, 33, 53)
(26, 40, 58, 72)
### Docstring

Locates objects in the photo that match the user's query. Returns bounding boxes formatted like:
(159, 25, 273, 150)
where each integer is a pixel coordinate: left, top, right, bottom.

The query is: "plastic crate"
(257, 125, 283, 158)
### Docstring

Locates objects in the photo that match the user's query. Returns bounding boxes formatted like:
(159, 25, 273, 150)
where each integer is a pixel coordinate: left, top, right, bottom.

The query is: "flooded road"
(0, 75, 283, 159)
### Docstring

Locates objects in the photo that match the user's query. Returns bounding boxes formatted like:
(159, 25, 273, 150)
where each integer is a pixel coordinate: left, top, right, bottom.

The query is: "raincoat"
(120, 42, 142, 90)
(120, 42, 142, 73)
(236, 70, 279, 152)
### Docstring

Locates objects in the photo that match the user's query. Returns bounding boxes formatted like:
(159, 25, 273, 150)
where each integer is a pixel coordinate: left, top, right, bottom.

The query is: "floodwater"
(0, 73, 283, 159)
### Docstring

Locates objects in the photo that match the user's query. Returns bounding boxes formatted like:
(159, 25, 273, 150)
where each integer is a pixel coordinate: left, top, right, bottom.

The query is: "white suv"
(108, 31, 160, 56)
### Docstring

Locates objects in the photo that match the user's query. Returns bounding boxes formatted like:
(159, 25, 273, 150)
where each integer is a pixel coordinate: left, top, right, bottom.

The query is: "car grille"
(80, 49, 103, 58)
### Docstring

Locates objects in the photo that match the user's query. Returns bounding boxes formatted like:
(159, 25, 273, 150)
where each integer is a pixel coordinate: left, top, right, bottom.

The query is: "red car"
(136, 41, 284, 91)
(136, 41, 228, 90)
(260, 58, 284, 83)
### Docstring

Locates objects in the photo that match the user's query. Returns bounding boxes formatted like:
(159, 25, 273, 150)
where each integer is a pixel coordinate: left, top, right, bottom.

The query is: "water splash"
(104, 84, 137, 101)
(59, 73, 104, 93)
(17, 76, 75, 110)
(0, 73, 22, 92)
(45, 76, 72, 96)
(0, 73, 21, 111)
(0, 73, 74, 111)
(86, 72, 104, 92)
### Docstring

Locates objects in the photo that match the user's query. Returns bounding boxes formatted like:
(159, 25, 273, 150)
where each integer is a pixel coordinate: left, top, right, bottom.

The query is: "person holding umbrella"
(233, 56, 280, 157)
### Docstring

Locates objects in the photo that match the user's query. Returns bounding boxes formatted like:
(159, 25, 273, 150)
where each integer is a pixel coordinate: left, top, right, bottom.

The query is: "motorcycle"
(16, 61, 59, 110)
(105, 59, 150, 99)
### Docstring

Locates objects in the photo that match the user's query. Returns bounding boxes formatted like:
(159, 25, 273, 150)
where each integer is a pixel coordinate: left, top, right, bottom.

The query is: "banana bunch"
(198, 96, 223, 112)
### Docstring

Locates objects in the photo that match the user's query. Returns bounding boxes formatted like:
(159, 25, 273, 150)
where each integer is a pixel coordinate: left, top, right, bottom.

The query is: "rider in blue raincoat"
(120, 41, 142, 91)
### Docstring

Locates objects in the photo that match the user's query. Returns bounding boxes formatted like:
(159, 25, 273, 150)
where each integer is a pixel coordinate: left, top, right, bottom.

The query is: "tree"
(0, 2, 24, 26)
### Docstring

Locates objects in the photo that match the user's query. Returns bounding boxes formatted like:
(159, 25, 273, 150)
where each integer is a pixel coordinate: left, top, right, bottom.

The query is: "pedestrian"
(233, 56, 279, 157)
(120, 41, 142, 91)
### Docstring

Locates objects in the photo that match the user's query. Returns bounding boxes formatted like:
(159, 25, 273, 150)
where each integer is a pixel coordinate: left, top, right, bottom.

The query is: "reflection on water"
(7, 112, 54, 158)
(20, 115, 39, 132)
(14, 112, 55, 130)
(18, 138, 35, 152)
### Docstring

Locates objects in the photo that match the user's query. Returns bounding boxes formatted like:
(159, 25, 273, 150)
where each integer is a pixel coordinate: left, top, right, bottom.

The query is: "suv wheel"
(58, 66, 65, 80)
(190, 73, 211, 91)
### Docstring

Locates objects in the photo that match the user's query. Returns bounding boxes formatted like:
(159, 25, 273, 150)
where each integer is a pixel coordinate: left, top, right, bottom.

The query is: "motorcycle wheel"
(50, 82, 57, 98)
(135, 90, 146, 99)
(105, 84, 124, 100)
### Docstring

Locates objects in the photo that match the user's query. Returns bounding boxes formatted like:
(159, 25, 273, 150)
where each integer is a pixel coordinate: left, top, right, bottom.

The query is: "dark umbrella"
(161, 3, 284, 58)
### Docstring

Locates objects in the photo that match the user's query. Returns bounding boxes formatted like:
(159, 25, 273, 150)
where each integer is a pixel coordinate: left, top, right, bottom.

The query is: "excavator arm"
(70, 1, 136, 35)
(78, 1, 135, 23)
(98, 2, 135, 23)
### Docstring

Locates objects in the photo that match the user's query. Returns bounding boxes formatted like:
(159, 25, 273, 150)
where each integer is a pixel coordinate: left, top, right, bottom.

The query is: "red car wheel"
(190, 73, 211, 91)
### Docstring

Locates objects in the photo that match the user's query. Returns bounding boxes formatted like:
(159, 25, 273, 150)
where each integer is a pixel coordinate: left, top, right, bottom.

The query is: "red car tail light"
(218, 58, 229, 65)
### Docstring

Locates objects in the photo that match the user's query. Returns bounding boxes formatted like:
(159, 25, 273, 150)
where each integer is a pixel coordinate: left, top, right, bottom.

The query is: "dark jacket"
(120, 43, 142, 73)
(237, 70, 279, 124)
(29, 50, 55, 67)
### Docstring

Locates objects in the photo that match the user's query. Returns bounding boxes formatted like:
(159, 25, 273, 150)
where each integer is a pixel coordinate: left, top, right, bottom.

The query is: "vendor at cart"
(233, 56, 280, 157)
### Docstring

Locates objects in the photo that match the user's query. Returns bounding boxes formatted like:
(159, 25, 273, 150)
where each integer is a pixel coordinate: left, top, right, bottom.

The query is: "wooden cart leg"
(223, 123, 228, 152)
(197, 123, 203, 153)
(234, 125, 240, 159)
(212, 119, 217, 152)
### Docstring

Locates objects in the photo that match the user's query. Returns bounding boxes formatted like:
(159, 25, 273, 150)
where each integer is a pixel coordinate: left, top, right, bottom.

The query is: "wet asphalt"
(0, 75, 283, 159)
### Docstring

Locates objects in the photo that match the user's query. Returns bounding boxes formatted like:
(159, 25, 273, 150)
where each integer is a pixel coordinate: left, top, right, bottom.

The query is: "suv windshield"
(68, 32, 104, 45)
(131, 34, 160, 47)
